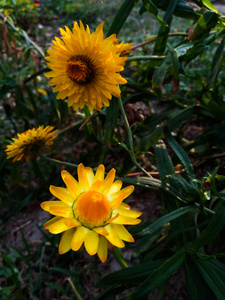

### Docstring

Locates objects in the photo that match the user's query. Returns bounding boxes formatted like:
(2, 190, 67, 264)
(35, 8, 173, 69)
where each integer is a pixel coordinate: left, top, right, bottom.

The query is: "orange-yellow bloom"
(41, 163, 141, 263)
(45, 21, 132, 111)
(5, 125, 58, 162)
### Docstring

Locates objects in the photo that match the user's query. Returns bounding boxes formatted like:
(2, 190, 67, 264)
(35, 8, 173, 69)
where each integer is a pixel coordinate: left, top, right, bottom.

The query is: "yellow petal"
(99, 168, 116, 195)
(49, 186, 74, 206)
(112, 214, 142, 225)
(43, 216, 62, 229)
(84, 230, 99, 256)
(48, 206, 73, 218)
(104, 224, 125, 248)
(111, 224, 134, 243)
(64, 218, 81, 228)
(97, 236, 108, 263)
(108, 180, 122, 195)
(117, 207, 142, 218)
(78, 163, 90, 192)
(58, 228, 76, 254)
(108, 185, 134, 201)
(93, 227, 109, 236)
(49, 217, 71, 234)
(85, 167, 95, 186)
(93, 164, 105, 183)
(41, 201, 67, 212)
(71, 226, 89, 251)
(61, 170, 80, 198)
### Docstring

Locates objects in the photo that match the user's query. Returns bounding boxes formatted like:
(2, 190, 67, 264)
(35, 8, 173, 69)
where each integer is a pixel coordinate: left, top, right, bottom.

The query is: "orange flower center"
(66, 55, 96, 85)
(74, 191, 111, 228)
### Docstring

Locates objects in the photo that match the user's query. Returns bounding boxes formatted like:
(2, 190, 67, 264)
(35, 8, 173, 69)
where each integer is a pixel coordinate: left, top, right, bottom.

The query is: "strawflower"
(45, 21, 132, 111)
(5, 125, 58, 162)
(41, 163, 141, 263)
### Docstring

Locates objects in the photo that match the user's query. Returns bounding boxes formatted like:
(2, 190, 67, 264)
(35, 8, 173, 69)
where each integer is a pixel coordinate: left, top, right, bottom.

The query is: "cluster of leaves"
(1, 0, 225, 299)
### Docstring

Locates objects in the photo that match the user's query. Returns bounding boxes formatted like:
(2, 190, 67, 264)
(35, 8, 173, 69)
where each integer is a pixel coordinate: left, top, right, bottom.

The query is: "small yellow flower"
(5, 125, 58, 162)
(41, 164, 141, 263)
(45, 21, 132, 111)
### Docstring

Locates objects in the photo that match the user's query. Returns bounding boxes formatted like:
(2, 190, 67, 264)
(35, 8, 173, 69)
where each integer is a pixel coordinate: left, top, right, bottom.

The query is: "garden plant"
(1, 0, 225, 299)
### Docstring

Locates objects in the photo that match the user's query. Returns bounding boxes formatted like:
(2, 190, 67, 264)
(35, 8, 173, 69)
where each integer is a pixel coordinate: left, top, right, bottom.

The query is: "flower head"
(5, 125, 58, 162)
(45, 21, 132, 111)
(41, 163, 141, 263)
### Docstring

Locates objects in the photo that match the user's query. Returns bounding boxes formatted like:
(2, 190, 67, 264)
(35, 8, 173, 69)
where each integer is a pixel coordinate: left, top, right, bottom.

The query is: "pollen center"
(74, 191, 111, 228)
(66, 55, 96, 85)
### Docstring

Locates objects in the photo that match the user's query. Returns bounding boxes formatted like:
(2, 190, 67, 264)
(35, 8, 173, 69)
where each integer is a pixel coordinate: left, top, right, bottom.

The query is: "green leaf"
(138, 206, 197, 237)
(154, 139, 175, 180)
(191, 10, 219, 41)
(106, 0, 138, 36)
(152, 0, 179, 56)
(142, 0, 168, 26)
(164, 126, 195, 179)
(208, 37, 225, 86)
(125, 248, 185, 299)
(96, 259, 165, 288)
(191, 202, 225, 251)
(193, 258, 225, 299)
(184, 259, 216, 300)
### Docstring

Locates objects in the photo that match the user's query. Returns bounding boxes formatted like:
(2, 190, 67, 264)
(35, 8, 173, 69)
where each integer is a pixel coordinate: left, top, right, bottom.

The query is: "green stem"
(57, 120, 83, 136)
(127, 55, 165, 62)
(117, 97, 152, 178)
(112, 247, 128, 268)
(41, 156, 78, 168)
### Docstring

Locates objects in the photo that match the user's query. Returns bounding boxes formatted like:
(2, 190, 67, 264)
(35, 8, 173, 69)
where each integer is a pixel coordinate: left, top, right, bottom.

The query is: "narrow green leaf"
(184, 259, 215, 300)
(125, 248, 185, 299)
(155, 139, 175, 180)
(164, 126, 195, 179)
(152, 0, 178, 56)
(106, 0, 138, 36)
(191, 202, 225, 251)
(193, 258, 225, 299)
(96, 259, 165, 288)
(191, 10, 219, 41)
(139, 206, 197, 237)
(208, 37, 225, 86)
(142, 0, 167, 26)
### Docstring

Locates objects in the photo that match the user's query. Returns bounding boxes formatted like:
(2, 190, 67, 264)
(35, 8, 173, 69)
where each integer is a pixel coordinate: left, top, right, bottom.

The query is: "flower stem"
(127, 55, 165, 62)
(57, 120, 83, 136)
(117, 96, 152, 178)
(112, 247, 128, 269)
(41, 156, 78, 168)
(67, 277, 83, 300)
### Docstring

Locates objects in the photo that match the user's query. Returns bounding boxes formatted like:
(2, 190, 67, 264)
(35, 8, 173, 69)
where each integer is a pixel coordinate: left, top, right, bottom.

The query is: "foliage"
(1, 0, 225, 299)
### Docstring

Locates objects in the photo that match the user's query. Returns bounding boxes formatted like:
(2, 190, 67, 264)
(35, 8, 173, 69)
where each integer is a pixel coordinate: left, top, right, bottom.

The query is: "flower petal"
(108, 180, 122, 195)
(43, 216, 62, 229)
(93, 164, 105, 182)
(78, 163, 90, 192)
(112, 214, 142, 225)
(111, 224, 134, 243)
(84, 230, 99, 256)
(59, 228, 76, 254)
(99, 168, 116, 195)
(93, 227, 109, 236)
(97, 236, 108, 263)
(104, 224, 125, 248)
(64, 218, 81, 228)
(61, 170, 80, 198)
(49, 186, 74, 206)
(48, 217, 71, 234)
(71, 226, 89, 251)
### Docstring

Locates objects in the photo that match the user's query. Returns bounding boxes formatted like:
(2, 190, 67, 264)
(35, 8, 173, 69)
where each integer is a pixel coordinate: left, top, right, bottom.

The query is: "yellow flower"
(5, 125, 58, 163)
(41, 164, 141, 263)
(45, 21, 132, 111)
